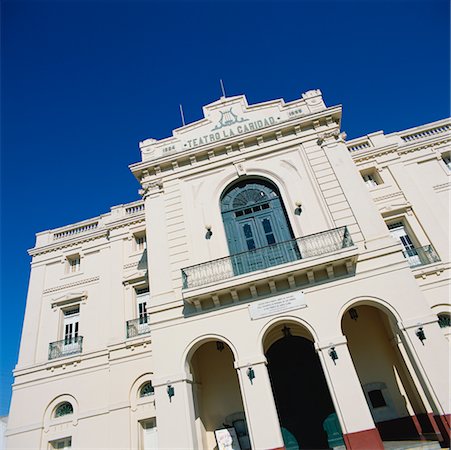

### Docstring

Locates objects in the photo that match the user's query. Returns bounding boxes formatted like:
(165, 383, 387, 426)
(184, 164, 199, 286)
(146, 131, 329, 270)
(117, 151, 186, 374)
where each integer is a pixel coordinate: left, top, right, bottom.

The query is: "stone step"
(383, 440, 442, 450)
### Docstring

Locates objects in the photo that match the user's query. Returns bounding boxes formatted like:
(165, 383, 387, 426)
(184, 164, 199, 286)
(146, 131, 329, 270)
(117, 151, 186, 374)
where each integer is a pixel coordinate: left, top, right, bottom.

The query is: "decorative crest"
(212, 108, 248, 131)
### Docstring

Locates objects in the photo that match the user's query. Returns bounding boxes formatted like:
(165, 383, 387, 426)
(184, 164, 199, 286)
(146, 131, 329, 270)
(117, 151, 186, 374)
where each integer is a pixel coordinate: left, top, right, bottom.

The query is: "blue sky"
(1, 0, 449, 416)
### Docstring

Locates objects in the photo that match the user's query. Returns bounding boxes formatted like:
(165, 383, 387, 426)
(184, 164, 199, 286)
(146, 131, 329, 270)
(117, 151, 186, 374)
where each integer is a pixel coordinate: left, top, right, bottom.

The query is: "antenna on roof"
(220, 79, 226, 98)
(179, 104, 186, 126)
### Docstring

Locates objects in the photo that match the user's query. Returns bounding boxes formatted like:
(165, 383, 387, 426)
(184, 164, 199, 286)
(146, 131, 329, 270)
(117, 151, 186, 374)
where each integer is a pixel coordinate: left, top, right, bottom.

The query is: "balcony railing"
(126, 315, 151, 338)
(403, 245, 440, 268)
(48, 336, 83, 360)
(182, 226, 353, 289)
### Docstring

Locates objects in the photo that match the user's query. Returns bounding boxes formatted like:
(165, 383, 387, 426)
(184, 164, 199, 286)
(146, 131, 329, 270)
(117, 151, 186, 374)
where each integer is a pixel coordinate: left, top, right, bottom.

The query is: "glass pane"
(262, 218, 272, 233)
(266, 233, 276, 245)
(243, 224, 252, 239)
(368, 390, 386, 408)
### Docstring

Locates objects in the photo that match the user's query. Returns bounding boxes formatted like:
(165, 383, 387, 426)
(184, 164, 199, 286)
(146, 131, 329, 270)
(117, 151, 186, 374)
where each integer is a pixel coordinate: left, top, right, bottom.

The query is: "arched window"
(54, 401, 73, 417)
(221, 178, 298, 274)
(139, 381, 154, 397)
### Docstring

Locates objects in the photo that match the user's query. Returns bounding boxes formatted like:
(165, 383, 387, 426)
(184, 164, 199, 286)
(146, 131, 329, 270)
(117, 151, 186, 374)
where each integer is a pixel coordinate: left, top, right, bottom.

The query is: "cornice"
(29, 230, 109, 257)
(129, 106, 342, 176)
(397, 137, 451, 155)
(351, 136, 450, 162)
(43, 276, 100, 294)
(350, 143, 400, 162)
(29, 214, 146, 257)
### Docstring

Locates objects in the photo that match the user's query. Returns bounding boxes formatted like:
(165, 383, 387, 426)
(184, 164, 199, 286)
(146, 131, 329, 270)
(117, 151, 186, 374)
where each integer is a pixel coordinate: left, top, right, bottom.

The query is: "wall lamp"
(167, 384, 175, 402)
(247, 367, 255, 385)
(205, 224, 213, 240)
(415, 327, 426, 345)
(216, 341, 225, 352)
(294, 201, 303, 216)
(282, 325, 292, 338)
(349, 308, 359, 321)
(328, 346, 338, 365)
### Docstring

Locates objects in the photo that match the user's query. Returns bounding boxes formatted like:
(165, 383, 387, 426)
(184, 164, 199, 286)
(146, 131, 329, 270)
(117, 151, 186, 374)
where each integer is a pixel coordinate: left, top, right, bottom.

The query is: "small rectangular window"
(368, 389, 387, 408)
(50, 437, 72, 449)
(361, 171, 380, 188)
(67, 255, 80, 273)
(136, 288, 149, 322)
(141, 418, 158, 450)
(442, 154, 451, 170)
(135, 233, 147, 251)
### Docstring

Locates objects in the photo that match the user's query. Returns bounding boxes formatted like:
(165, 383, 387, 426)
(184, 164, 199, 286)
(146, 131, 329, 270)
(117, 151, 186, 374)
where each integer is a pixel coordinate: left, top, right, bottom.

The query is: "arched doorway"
(342, 304, 440, 443)
(220, 178, 299, 275)
(188, 340, 250, 450)
(264, 322, 343, 449)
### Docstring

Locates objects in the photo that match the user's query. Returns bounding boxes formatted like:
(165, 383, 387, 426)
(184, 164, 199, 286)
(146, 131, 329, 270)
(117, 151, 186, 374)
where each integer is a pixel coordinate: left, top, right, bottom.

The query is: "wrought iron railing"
(182, 226, 353, 289)
(48, 336, 83, 360)
(126, 315, 151, 338)
(403, 245, 440, 268)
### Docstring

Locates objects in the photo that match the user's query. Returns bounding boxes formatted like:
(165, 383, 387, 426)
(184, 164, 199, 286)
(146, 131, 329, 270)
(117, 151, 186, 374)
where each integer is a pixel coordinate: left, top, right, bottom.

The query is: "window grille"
(55, 402, 73, 417)
(140, 381, 154, 397)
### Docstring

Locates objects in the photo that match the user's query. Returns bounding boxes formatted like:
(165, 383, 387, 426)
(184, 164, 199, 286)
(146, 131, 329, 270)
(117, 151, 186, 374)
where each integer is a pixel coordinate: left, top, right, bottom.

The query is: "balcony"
(126, 315, 151, 338)
(48, 336, 83, 360)
(182, 226, 354, 290)
(403, 245, 440, 268)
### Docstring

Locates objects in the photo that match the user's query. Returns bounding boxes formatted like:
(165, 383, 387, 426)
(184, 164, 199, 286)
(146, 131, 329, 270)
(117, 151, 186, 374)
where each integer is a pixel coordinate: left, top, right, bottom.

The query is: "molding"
(51, 291, 88, 308)
(43, 276, 100, 294)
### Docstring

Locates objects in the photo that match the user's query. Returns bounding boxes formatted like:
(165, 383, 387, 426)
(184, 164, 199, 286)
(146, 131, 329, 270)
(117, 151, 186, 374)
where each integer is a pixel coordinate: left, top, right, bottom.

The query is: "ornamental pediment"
(139, 90, 326, 162)
(51, 291, 88, 308)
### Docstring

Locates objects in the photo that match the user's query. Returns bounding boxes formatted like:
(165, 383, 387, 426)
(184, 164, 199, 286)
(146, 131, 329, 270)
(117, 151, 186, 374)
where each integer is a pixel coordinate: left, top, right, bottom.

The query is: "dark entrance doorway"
(266, 333, 341, 449)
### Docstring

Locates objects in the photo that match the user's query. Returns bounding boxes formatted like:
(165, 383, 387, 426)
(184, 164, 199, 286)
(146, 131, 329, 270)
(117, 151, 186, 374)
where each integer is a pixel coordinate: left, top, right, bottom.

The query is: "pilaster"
(315, 336, 384, 450)
(235, 357, 284, 450)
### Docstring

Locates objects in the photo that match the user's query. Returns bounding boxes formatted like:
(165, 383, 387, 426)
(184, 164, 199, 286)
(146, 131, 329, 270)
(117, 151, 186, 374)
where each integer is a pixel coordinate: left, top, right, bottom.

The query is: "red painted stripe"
(343, 428, 384, 450)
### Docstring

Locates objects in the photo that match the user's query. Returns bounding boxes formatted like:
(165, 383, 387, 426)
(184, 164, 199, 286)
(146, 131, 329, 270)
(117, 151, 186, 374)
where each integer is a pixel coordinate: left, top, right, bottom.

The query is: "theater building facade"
(5, 90, 451, 450)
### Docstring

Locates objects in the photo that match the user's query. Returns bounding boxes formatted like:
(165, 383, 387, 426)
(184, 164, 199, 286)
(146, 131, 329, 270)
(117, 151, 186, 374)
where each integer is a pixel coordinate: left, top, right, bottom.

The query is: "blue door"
(221, 179, 300, 275)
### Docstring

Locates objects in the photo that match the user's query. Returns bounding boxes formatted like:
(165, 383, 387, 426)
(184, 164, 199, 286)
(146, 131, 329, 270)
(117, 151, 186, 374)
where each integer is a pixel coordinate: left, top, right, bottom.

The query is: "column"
(316, 336, 384, 450)
(153, 374, 197, 450)
(235, 357, 284, 450)
(320, 134, 393, 249)
(143, 183, 174, 306)
(399, 317, 451, 447)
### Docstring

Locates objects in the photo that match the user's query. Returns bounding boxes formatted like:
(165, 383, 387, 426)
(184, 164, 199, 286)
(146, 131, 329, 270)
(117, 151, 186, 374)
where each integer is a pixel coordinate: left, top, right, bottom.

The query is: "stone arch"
(130, 372, 154, 411)
(259, 315, 318, 355)
(340, 299, 441, 443)
(261, 316, 344, 449)
(182, 333, 239, 375)
(185, 335, 248, 450)
(43, 394, 79, 432)
(338, 295, 403, 329)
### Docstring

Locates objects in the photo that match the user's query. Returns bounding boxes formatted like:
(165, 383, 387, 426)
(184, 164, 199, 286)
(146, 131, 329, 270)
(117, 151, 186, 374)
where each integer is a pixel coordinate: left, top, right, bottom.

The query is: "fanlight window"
(54, 402, 73, 417)
(140, 381, 154, 397)
(220, 178, 295, 259)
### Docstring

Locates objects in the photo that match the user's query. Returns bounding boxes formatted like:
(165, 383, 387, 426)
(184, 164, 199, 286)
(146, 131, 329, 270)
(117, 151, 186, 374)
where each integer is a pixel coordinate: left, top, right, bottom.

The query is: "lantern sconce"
(282, 325, 292, 338)
(167, 384, 175, 402)
(205, 224, 213, 240)
(415, 326, 426, 345)
(247, 367, 255, 385)
(349, 308, 359, 321)
(216, 341, 225, 352)
(328, 346, 338, 365)
(294, 201, 303, 216)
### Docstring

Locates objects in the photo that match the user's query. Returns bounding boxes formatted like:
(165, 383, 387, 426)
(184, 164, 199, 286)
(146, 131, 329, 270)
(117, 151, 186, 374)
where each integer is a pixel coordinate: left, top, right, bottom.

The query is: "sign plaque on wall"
(248, 291, 306, 320)
(215, 427, 242, 450)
